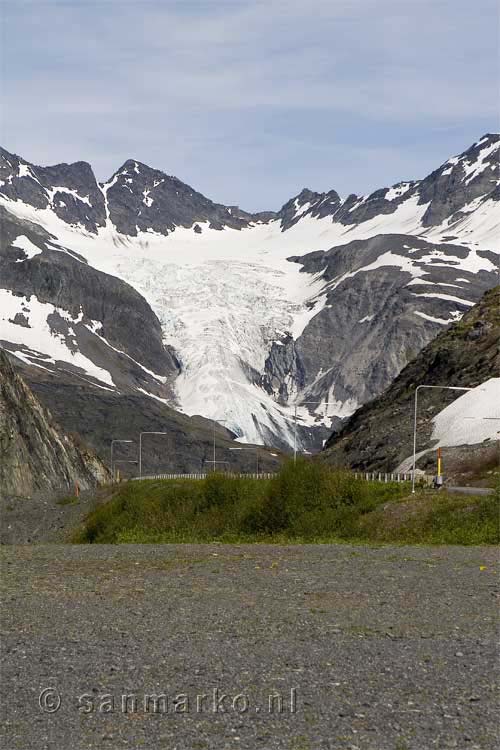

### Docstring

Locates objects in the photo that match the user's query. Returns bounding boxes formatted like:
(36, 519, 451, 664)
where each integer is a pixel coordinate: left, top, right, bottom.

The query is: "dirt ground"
(1, 542, 498, 749)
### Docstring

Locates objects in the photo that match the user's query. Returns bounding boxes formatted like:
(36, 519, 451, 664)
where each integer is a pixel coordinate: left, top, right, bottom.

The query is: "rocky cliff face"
(25, 371, 284, 477)
(0, 147, 272, 237)
(0, 348, 108, 498)
(322, 286, 500, 471)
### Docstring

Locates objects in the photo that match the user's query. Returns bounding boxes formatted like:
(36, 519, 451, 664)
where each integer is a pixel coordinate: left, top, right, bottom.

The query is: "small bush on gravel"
(75, 460, 415, 544)
(74, 459, 496, 545)
(247, 460, 362, 534)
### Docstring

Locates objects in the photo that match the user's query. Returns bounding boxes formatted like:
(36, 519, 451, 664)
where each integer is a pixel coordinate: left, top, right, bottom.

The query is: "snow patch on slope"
(432, 379, 500, 446)
(462, 141, 499, 185)
(0, 290, 115, 387)
(12, 235, 43, 261)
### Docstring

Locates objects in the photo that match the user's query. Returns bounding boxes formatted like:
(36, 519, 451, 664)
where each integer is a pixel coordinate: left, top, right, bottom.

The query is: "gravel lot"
(1, 543, 498, 750)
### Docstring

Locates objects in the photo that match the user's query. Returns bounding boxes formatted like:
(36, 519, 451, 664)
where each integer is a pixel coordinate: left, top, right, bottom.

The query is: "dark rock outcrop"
(0, 147, 273, 237)
(105, 159, 266, 236)
(0, 348, 108, 498)
(0, 147, 106, 232)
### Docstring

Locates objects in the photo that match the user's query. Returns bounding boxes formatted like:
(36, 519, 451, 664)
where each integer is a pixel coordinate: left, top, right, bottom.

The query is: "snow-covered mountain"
(0, 135, 498, 453)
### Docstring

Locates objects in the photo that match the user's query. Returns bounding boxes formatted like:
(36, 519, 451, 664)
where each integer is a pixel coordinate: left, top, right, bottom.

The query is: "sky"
(1, 0, 499, 211)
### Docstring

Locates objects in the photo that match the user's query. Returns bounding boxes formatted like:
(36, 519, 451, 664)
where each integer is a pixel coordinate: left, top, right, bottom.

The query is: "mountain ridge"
(1, 134, 498, 453)
(2, 132, 499, 236)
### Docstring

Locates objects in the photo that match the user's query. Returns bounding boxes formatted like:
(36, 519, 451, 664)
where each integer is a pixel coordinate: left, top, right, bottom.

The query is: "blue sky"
(1, 0, 498, 210)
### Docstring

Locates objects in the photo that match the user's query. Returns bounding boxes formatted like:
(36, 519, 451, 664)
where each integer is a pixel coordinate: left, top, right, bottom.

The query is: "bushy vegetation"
(74, 459, 499, 546)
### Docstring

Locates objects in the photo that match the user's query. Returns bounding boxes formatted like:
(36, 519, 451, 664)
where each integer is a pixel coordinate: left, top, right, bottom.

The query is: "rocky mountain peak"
(102, 158, 255, 236)
(0, 146, 106, 232)
(277, 186, 342, 230)
(417, 133, 500, 227)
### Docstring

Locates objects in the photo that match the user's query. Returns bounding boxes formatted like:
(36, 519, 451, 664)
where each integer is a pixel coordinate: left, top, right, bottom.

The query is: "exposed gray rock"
(0, 147, 273, 237)
(419, 133, 500, 226)
(104, 159, 258, 236)
(0, 147, 106, 232)
(277, 188, 339, 230)
(261, 334, 305, 404)
(284, 235, 498, 431)
(0, 348, 108, 498)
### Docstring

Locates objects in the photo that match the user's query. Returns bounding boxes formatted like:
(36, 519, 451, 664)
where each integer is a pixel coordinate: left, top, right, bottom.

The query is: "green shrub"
(74, 461, 495, 546)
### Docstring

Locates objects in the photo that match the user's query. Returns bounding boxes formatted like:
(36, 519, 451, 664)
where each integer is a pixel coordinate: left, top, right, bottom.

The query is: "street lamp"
(110, 439, 135, 481)
(204, 419, 232, 472)
(411, 385, 473, 494)
(139, 431, 169, 479)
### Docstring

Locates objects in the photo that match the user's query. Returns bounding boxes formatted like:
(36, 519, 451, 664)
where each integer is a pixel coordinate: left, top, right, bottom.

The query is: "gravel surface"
(1, 543, 498, 750)
(0, 487, 115, 544)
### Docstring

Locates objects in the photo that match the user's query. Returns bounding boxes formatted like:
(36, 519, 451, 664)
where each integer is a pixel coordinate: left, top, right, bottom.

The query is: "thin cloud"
(1, 0, 498, 210)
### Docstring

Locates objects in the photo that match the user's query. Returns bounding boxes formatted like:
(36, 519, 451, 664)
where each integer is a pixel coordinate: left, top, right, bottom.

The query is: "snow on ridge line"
(385, 182, 411, 201)
(462, 140, 500, 185)
(46, 185, 92, 206)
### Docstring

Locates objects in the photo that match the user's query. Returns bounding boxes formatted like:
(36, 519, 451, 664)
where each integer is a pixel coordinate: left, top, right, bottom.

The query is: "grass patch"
(359, 490, 499, 545)
(74, 460, 499, 546)
(56, 495, 80, 506)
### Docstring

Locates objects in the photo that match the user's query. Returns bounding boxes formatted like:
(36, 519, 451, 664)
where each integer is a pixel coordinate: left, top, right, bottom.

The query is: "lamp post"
(292, 400, 335, 463)
(139, 431, 169, 479)
(411, 385, 473, 494)
(204, 419, 231, 472)
(110, 439, 135, 481)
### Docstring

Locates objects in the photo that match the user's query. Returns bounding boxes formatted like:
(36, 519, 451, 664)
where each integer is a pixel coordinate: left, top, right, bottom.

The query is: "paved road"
(1, 544, 498, 750)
